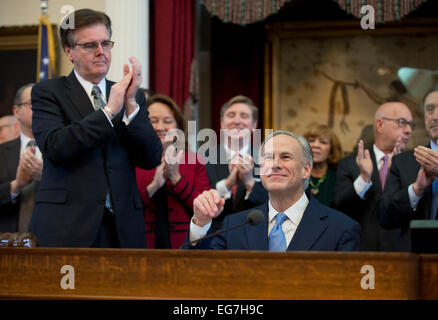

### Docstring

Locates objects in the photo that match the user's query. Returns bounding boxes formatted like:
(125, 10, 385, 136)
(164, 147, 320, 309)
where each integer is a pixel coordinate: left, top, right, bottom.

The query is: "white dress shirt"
(268, 192, 309, 247)
(19, 132, 42, 159)
(189, 192, 309, 248)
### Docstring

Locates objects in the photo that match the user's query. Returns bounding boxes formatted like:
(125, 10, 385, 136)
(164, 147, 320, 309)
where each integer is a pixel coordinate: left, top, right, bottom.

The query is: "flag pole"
(40, 0, 48, 15)
(37, 0, 56, 82)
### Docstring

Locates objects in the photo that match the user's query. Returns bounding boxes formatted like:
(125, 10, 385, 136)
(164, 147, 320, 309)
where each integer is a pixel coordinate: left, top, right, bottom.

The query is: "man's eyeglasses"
(17, 100, 32, 108)
(74, 40, 114, 52)
(382, 117, 416, 130)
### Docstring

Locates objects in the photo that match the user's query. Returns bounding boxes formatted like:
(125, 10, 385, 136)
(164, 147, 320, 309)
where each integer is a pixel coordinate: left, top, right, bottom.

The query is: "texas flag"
(37, 14, 56, 82)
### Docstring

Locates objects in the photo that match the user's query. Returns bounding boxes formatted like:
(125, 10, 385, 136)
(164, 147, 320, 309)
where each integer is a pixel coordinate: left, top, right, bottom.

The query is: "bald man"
(0, 115, 20, 144)
(334, 101, 413, 251)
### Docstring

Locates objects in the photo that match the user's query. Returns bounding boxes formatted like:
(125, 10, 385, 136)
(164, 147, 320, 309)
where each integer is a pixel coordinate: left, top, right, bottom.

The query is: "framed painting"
(264, 19, 438, 153)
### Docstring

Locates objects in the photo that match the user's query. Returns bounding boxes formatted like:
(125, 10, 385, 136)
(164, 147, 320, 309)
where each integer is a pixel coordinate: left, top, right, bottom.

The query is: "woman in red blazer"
(136, 94, 210, 249)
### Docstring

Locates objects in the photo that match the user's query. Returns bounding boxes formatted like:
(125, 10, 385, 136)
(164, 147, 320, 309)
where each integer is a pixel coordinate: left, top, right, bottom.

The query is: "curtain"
(150, 0, 196, 110)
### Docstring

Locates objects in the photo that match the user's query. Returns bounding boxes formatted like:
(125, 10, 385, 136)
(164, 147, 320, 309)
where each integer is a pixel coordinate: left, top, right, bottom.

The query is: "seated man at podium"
(186, 130, 361, 251)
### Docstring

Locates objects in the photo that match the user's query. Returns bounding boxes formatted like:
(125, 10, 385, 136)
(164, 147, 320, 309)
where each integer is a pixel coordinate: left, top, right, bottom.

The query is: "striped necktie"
(91, 85, 106, 110)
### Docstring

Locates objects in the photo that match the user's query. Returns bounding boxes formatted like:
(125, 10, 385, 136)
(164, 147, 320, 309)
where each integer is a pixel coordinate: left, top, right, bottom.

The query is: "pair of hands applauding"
(147, 144, 184, 197)
(104, 57, 142, 119)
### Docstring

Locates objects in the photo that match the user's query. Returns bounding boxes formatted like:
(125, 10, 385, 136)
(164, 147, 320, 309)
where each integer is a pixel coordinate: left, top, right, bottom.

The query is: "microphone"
(180, 209, 264, 249)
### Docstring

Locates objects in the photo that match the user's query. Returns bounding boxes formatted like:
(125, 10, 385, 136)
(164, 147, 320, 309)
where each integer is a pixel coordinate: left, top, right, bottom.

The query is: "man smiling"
(188, 131, 360, 251)
(205, 95, 268, 232)
(29, 9, 162, 248)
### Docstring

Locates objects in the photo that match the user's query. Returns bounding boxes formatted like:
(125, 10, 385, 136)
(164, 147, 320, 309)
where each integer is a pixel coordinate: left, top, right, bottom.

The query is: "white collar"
(19, 132, 41, 159)
(20, 132, 33, 149)
(373, 144, 390, 162)
(268, 192, 309, 226)
(74, 69, 106, 100)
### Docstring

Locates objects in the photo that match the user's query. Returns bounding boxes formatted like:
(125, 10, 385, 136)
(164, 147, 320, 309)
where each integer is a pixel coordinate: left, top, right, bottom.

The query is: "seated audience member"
(186, 131, 361, 251)
(379, 89, 438, 251)
(0, 83, 42, 233)
(0, 115, 20, 144)
(334, 102, 413, 251)
(205, 95, 268, 232)
(303, 124, 343, 207)
(136, 94, 210, 249)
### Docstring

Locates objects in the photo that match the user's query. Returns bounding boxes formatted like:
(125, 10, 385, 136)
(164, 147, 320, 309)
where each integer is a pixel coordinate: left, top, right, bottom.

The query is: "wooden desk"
(0, 248, 434, 300)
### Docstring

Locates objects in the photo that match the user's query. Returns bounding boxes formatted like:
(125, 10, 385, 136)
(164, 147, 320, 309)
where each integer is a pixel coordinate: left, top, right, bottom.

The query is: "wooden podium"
(0, 248, 437, 299)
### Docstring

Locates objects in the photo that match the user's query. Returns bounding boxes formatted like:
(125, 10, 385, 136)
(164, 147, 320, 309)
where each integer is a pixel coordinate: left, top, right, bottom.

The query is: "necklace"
(309, 175, 326, 195)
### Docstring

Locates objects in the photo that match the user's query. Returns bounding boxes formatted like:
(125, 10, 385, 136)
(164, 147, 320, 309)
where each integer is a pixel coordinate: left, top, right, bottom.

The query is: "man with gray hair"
(186, 130, 361, 251)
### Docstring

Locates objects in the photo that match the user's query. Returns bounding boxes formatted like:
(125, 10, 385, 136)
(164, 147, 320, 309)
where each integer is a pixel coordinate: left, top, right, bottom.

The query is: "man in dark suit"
(334, 102, 413, 251)
(205, 95, 268, 232)
(379, 89, 438, 251)
(28, 9, 161, 248)
(187, 131, 360, 251)
(0, 83, 42, 233)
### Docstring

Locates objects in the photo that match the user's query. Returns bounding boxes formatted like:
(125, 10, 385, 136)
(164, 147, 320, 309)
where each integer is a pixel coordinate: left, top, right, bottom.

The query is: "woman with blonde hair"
(303, 124, 343, 207)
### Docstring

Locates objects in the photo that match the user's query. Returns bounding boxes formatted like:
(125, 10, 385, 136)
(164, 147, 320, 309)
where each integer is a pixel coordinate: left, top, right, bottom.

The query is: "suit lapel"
(246, 203, 269, 250)
(288, 197, 328, 250)
(64, 71, 96, 119)
(5, 138, 20, 179)
(370, 148, 382, 194)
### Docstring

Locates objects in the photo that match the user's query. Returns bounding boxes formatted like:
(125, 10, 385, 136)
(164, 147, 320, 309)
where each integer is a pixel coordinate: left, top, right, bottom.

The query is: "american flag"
(37, 14, 55, 82)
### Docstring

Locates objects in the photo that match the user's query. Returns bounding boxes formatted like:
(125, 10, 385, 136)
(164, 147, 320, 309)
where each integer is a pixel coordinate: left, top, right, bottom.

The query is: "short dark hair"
(60, 9, 112, 49)
(148, 94, 185, 132)
(220, 95, 258, 122)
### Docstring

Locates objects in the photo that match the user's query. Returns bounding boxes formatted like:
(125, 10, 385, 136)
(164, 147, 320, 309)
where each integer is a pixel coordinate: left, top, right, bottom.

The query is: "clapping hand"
(356, 140, 373, 183)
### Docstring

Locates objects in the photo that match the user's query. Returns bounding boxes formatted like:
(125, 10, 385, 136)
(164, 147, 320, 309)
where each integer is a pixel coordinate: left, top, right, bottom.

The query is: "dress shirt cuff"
(353, 175, 372, 199)
(189, 218, 212, 244)
(122, 104, 140, 125)
(10, 192, 19, 202)
(101, 108, 114, 127)
(244, 189, 251, 200)
(216, 179, 232, 199)
(408, 184, 422, 210)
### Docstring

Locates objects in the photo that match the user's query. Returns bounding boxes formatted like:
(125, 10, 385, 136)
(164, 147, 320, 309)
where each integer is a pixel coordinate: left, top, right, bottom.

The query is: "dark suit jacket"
(378, 147, 433, 251)
(205, 144, 268, 232)
(334, 149, 400, 251)
(29, 71, 162, 248)
(189, 195, 361, 251)
(0, 138, 20, 232)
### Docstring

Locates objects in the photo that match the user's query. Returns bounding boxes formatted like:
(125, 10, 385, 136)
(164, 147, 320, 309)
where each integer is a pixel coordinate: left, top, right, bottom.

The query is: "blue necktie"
(269, 212, 288, 252)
